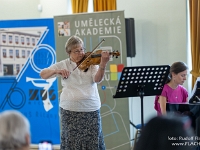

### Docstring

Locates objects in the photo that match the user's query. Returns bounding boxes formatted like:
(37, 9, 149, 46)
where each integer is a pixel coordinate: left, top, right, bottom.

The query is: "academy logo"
(110, 64, 124, 81)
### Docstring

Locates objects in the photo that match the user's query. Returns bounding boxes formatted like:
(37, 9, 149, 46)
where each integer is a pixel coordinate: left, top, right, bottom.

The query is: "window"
(21, 37, 24, 45)
(16, 50, 19, 58)
(9, 35, 12, 43)
(15, 36, 19, 44)
(22, 50, 25, 58)
(3, 66, 8, 75)
(26, 37, 30, 45)
(16, 64, 20, 74)
(9, 49, 13, 58)
(27, 50, 30, 57)
(32, 38, 35, 46)
(2, 35, 6, 43)
(3, 49, 7, 58)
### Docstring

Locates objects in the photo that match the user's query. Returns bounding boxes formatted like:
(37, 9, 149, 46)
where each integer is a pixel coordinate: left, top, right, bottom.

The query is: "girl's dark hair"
(165, 61, 188, 83)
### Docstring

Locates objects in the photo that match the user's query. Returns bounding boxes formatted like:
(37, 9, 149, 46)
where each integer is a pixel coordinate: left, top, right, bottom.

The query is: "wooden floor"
(30, 144, 60, 150)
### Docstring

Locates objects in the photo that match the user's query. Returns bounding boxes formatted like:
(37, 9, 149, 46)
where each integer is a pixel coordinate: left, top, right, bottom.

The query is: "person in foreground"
(0, 110, 31, 150)
(40, 35, 110, 150)
(134, 115, 196, 150)
(154, 61, 188, 115)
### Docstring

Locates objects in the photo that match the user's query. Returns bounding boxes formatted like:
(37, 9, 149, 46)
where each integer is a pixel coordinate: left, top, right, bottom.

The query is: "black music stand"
(189, 81, 200, 103)
(113, 65, 170, 128)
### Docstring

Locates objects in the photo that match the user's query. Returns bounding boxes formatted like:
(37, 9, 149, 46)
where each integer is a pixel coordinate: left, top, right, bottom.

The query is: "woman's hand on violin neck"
(56, 69, 70, 78)
(100, 50, 110, 65)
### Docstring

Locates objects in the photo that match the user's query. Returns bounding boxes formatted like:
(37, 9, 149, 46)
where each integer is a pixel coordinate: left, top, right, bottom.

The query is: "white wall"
(117, 0, 188, 140)
(0, 0, 190, 143)
(119, 0, 190, 143)
(0, 0, 69, 20)
(0, 0, 40, 20)
(39, 0, 68, 18)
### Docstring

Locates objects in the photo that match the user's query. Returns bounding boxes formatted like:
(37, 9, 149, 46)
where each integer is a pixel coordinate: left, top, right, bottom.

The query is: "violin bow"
(63, 39, 105, 80)
(72, 39, 105, 71)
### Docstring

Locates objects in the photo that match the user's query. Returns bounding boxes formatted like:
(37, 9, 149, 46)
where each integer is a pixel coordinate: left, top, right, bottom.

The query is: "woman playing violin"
(40, 35, 110, 150)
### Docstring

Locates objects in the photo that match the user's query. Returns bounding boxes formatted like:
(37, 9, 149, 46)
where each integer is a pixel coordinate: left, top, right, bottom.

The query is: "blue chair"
(130, 121, 143, 148)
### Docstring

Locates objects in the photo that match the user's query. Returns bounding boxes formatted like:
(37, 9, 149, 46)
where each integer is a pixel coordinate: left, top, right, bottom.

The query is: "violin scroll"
(110, 50, 120, 58)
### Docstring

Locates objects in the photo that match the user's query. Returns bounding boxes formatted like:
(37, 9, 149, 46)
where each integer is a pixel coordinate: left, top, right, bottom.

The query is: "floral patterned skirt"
(60, 108, 106, 150)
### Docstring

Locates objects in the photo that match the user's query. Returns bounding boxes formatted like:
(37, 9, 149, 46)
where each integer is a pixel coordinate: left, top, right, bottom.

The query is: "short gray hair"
(0, 110, 30, 150)
(65, 35, 84, 54)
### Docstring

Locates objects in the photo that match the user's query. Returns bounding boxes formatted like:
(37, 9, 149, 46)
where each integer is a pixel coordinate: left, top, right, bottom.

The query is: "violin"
(72, 39, 120, 72)
(77, 50, 120, 72)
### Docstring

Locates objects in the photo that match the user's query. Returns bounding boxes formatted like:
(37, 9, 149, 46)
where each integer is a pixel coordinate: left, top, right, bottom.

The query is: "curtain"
(71, 0, 88, 13)
(189, 0, 200, 87)
(94, 0, 116, 12)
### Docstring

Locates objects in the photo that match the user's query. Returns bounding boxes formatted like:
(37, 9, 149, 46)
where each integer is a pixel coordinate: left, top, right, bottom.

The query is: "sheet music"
(189, 77, 200, 99)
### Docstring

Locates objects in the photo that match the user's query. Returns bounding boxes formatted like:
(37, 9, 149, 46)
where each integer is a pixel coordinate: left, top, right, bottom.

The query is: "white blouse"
(46, 58, 101, 112)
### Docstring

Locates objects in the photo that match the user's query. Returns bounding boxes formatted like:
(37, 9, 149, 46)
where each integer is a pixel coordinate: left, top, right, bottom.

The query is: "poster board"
(54, 10, 130, 149)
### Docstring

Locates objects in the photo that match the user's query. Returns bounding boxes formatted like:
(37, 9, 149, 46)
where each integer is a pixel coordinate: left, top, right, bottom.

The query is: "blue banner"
(0, 19, 60, 144)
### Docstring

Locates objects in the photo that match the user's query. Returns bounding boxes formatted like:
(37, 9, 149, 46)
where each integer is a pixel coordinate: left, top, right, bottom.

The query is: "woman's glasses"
(71, 48, 85, 54)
